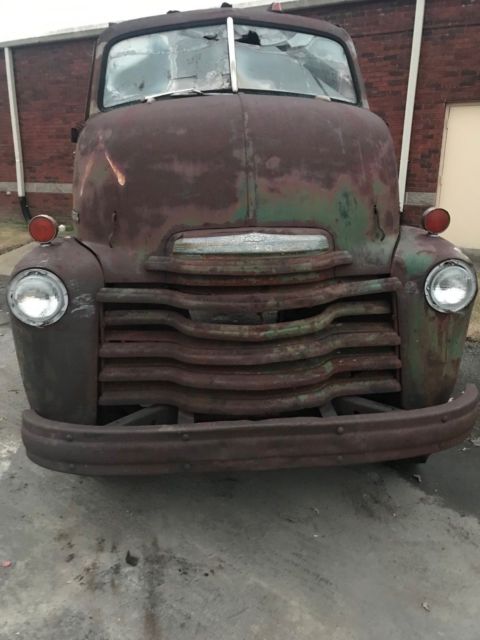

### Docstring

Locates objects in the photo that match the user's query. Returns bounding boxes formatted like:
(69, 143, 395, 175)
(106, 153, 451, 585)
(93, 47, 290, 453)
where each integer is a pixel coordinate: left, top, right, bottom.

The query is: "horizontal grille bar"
(97, 277, 401, 313)
(104, 300, 391, 343)
(99, 374, 401, 416)
(100, 353, 401, 391)
(145, 250, 352, 275)
(100, 322, 399, 366)
(145, 271, 337, 287)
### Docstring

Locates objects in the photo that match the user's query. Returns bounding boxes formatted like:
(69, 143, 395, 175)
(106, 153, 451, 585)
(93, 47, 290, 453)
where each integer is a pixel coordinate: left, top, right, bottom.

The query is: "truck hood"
(73, 94, 399, 281)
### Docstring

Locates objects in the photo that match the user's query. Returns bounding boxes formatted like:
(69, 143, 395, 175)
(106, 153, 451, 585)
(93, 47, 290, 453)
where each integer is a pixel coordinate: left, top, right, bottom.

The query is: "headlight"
(425, 260, 477, 313)
(7, 269, 68, 327)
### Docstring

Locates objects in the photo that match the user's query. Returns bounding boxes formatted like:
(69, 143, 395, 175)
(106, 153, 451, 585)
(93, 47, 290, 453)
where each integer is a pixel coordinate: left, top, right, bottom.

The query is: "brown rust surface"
(74, 8, 397, 283)
(100, 324, 399, 366)
(143, 246, 352, 286)
(8, 8, 479, 473)
(9, 239, 103, 424)
(104, 300, 391, 342)
(99, 268, 400, 416)
(99, 375, 400, 416)
(75, 90, 399, 282)
(21, 385, 479, 475)
(97, 277, 401, 313)
(99, 353, 401, 391)
(392, 226, 476, 408)
(145, 249, 352, 276)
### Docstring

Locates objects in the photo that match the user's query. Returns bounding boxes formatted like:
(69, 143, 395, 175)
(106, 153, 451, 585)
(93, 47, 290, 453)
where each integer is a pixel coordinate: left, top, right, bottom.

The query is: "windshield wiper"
(142, 88, 206, 102)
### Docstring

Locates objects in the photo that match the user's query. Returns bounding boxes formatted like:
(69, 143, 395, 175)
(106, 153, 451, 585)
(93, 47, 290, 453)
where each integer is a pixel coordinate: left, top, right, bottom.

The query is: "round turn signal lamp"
(422, 207, 450, 234)
(28, 215, 59, 243)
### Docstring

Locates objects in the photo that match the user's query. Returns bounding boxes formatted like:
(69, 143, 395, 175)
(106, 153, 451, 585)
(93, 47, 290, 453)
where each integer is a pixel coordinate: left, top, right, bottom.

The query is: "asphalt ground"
(0, 274, 479, 640)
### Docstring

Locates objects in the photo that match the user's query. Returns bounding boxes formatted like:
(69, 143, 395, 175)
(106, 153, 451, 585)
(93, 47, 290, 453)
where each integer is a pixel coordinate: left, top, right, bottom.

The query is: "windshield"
(103, 22, 357, 108)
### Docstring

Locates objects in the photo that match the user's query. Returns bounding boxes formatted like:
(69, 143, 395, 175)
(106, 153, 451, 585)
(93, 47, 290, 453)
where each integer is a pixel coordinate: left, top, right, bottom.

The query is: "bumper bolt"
(183, 463, 191, 471)
(336, 426, 345, 435)
(181, 433, 190, 441)
(337, 455, 344, 463)
(65, 434, 73, 442)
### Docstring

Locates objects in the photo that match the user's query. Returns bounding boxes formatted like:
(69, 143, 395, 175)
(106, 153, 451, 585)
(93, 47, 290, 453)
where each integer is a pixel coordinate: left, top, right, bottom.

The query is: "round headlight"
(425, 260, 477, 313)
(7, 269, 68, 327)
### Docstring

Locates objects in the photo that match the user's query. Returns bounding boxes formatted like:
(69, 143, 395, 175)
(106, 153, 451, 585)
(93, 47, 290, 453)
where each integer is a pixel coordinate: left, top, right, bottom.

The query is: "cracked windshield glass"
(234, 24, 356, 102)
(104, 22, 356, 107)
(103, 24, 230, 107)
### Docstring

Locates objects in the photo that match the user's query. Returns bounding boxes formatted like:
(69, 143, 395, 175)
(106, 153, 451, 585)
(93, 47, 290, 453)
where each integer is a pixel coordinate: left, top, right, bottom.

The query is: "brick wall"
(0, 38, 95, 220)
(297, 0, 480, 222)
(298, 0, 416, 164)
(409, 0, 480, 192)
(1, 0, 480, 223)
(13, 39, 94, 183)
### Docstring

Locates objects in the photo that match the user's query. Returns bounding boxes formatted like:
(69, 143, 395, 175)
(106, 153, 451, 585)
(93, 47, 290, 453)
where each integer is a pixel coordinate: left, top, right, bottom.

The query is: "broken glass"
(234, 25, 356, 102)
(103, 21, 356, 108)
(104, 25, 230, 108)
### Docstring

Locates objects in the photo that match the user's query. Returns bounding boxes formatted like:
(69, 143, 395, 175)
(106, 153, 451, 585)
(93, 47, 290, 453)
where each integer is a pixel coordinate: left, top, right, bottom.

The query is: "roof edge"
(0, 24, 107, 49)
(0, 0, 367, 48)
(277, 0, 367, 8)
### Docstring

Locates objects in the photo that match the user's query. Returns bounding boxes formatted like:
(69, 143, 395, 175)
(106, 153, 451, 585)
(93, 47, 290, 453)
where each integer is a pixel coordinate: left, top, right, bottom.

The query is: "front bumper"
(22, 385, 479, 475)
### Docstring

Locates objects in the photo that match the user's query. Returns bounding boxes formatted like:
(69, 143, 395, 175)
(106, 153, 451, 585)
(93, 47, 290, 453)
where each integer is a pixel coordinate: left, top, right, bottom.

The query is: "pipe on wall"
(398, 0, 426, 213)
(4, 46, 31, 221)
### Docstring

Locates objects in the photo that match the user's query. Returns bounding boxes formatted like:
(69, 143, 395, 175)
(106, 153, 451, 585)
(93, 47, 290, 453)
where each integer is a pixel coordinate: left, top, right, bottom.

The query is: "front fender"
(10, 238, 103, 424)
(392, 226, 476, 409)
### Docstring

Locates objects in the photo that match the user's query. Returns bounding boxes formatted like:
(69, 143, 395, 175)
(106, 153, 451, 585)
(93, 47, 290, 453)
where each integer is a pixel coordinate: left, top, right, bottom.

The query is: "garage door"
(437, 103, 480, 250)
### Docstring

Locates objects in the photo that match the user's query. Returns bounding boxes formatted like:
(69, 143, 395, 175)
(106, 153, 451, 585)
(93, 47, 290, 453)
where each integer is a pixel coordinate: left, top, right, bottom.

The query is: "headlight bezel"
(424, 259, 477, 314)
(7, 268, 69, 327)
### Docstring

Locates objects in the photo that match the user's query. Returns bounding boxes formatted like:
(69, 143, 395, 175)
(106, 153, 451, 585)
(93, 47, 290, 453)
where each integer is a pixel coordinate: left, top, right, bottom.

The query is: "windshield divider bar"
(226, 17, 238, 93)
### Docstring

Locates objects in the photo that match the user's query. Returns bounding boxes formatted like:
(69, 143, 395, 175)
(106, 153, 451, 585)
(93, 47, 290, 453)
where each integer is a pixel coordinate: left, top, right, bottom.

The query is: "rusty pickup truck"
(7, 7, 479, 474)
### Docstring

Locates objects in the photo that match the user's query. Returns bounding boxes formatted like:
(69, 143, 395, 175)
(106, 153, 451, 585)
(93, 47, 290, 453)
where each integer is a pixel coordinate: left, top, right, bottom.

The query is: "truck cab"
(7, 8, 479, 474)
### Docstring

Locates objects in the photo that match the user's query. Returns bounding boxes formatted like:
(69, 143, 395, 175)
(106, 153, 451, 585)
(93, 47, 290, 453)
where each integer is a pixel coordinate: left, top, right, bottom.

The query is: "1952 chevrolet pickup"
(7, 7, 479, 474)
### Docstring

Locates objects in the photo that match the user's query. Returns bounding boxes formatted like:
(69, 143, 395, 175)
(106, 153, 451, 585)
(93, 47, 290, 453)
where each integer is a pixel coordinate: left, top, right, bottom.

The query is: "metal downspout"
(398, 0, 425, 213)
(4, 46, 31, 221)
